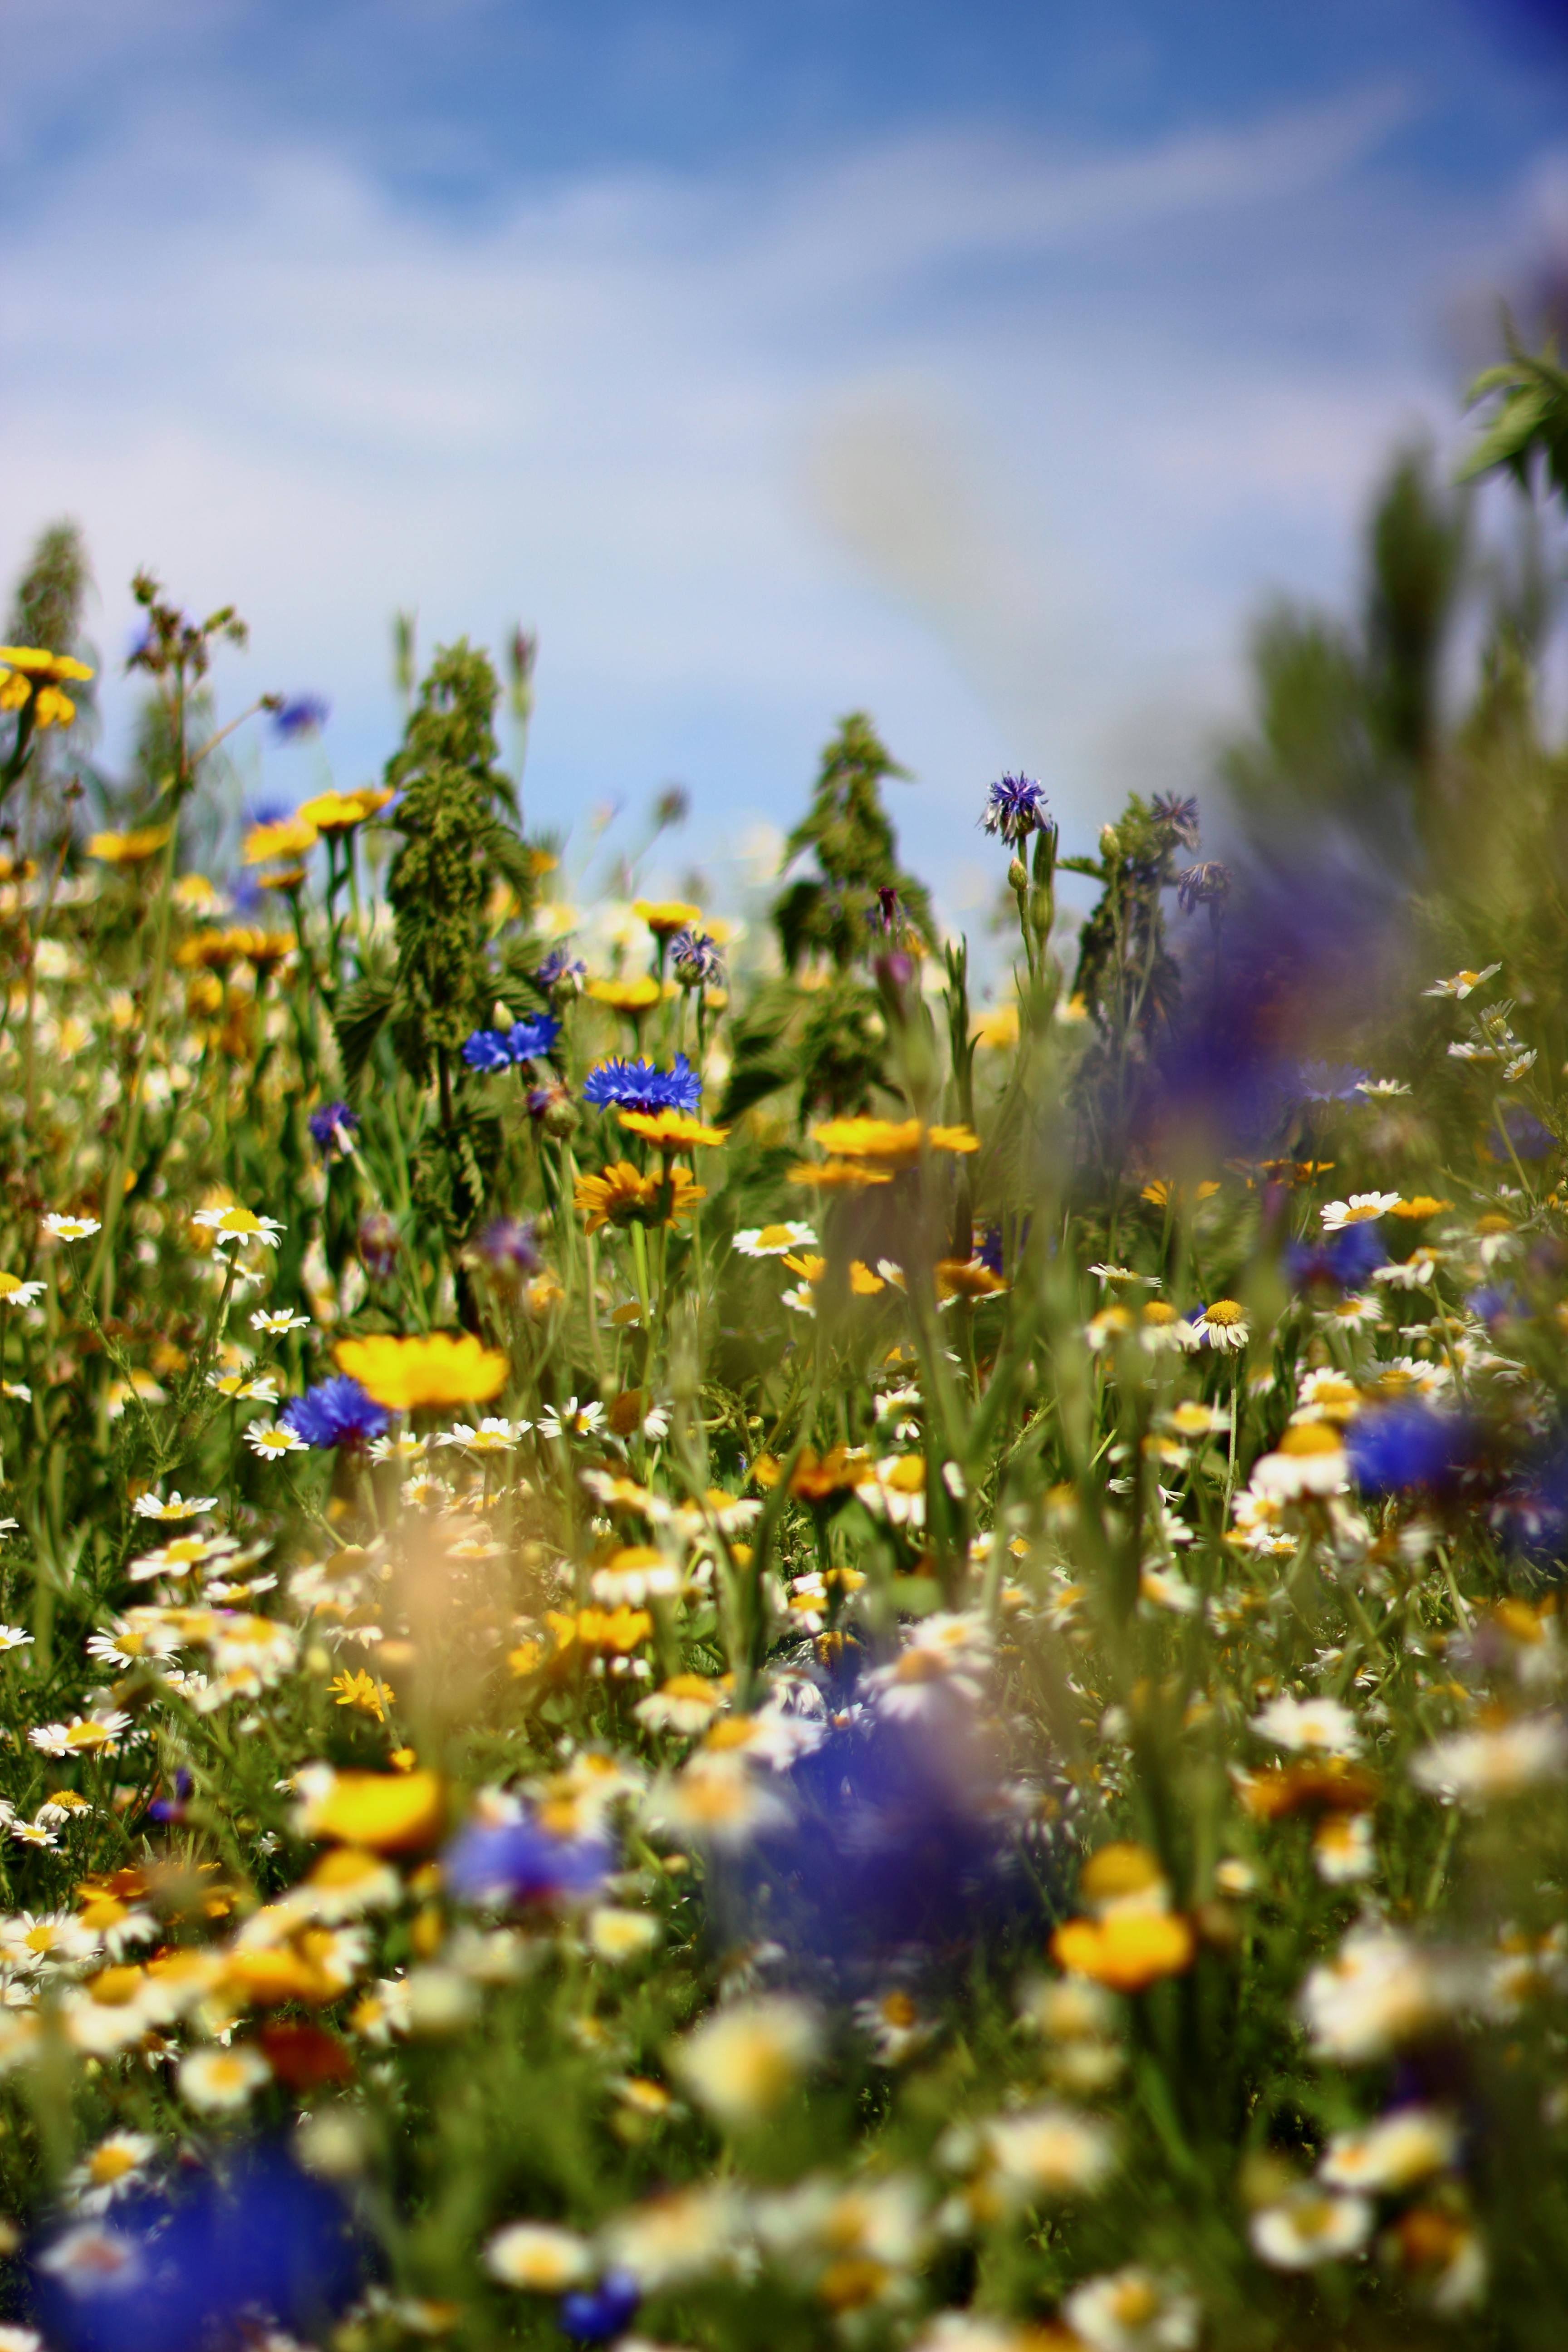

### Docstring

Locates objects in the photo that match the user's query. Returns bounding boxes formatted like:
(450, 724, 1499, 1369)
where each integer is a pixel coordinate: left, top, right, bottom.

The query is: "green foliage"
(1220, 444, 1468, 870)
(368, 641, 533, 1096)
(774, 712, 935, 971)
(1460, 320, 1568, 505)
(10, 331, 1568, 2352)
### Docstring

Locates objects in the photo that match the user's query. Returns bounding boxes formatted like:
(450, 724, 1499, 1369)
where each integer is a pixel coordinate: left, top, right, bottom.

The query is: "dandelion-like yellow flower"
(936, 1257, 1008, 1299)
(1050, 1908, 1195, 1991)
(586, 975, 663, 1014)
(971, 1003, 1020, 1049)
(546, 1606, 654, 1656)
(617, 1108, 730, 1149)
(0, 646, 93, 729)
(330, 1668, 393, 1723)
(296, 1766, 444, 1851)
(573, 1161, 705, 1234)
(633, 898, 702, 936)
(244, 814, 319, 866)
(296, 786, 394, 833)
(86, 827, 172, 866)
(333, 1332, 510, 1411)
(1141, 1177, 1222, 1209)
(787, 1160, 894, 1191)
(807, 1117, 979, 1169)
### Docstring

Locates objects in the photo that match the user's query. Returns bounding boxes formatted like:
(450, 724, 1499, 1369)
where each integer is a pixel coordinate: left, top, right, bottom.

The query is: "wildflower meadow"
(0, 337, 1565, 2352)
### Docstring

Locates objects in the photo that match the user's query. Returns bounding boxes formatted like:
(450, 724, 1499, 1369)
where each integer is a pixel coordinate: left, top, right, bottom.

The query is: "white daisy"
(132, 1490, 216, 1521)
(1320, 1193, 1401, 1231)
(191, 1204, 285, 1250)
(42, 1214, 100, 1244)
(732, 1221, 816, 1257)
(245, 1422, 307, 1459)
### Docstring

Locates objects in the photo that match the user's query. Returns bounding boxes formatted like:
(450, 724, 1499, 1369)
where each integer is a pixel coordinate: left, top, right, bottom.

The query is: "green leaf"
(333, 970, 398, 1095)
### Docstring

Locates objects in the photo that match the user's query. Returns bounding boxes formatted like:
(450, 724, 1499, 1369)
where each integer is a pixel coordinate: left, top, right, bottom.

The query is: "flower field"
(0, 351, 1565, 2352)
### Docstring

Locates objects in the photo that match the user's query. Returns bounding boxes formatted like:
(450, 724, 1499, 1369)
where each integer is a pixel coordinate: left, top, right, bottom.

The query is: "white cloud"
(0, 79, 1519, 921)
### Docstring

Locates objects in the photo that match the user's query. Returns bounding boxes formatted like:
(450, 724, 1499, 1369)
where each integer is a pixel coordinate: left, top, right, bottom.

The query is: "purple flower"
(981, 773, 1049, 846)
(508, 1012, 559, 1059)
(977, 1225, 1004, 1276)
(443, 1812, 611, 1908)
(461, 1014, 561, 1072)
(272, 696, 329, 740)
(307, 1102, 359, 1162)
(535, 947, 587, 994)
(30, 2146, 364, 2352)
(1284, 1223, 1387, 1291)
(1491, 1107, 1556, 1162)
(358, 1213, 399, 1281)
(1151, 792, 1201, 850)
(582, 1054, 700, 1116)
(281, 1376, 388, 1450)
(1297, 1062, 1370, 1105)
(1345, 1403, 1474, 1495)
(559, 2274, 640, 2344)
(476, 1217, 540, 1277)
(461, 1029, 514, 1073)
(670, 928, 723, 985)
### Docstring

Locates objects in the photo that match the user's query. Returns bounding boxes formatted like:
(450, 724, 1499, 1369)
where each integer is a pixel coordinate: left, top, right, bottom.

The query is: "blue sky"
(2, 0, 1564, 925)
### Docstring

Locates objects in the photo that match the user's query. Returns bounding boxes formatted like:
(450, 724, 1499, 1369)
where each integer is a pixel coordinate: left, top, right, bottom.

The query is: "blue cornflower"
(581, 1054, 701, 1117)
(559, 2274, 640, 2344)
(670, 927, 723, 985)
(30, 2146, 364, 2352)
(1151, 792, 1201, 849)
(1297, 1061, 1370, 1104)
(307, 1101, 359, 1162)
(507, 1012, 559, 1059)
(462, 1014, 562, 1072)
(272, 696, 330, 740)
(1284, 1223, 1387, 1291)
(443, 1812, 611, 1907)
(281, 1376, 388, 1451)
(461, 1029, 513, 1073)
(476, 1217, 540, 1276)
(977, 1225, 1004, 1276)
(1491, 1106, 1556, 1161)
(981, 772, 1048, 846)
(1345, 1402, 1473, 1495)
(535, 947, 587, 992)
(1467, 1282, 1525, 1328)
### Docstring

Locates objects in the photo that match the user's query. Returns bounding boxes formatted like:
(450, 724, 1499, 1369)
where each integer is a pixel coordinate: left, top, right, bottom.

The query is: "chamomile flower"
(440, 1416, 529, 1453)
(1423, 964, 1499, 998)
(42, 1213, 100, 1244)
(1250, 2188, 1372, 2269)
(1320, 1192, 1402, 1231)
(671, 1995, 821, 2127)
(131, 1490, 216, 1521)
(176, 2043, 272, 2113)
(1251, 1695, 1360, 1756)
(485, 2222, 593, 2292)
(250, 1307, 311, 1334)
(539, 1397, 606, 1442)
(733, 1221, 816, 1257)
(1411, 1715, 1568, 1806)
(192, 1204, 285, 1250)
(0, 1625, 33, 1652)
(1063, 2267, 1200, 2352)
(1319, 2107, 1459, 2193)
(245, 1421, 308, 1459)
(0, 1273, 44, 1307)
(65, 2130, 158, 2211)
(1192, 1299, 1249, 1350)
